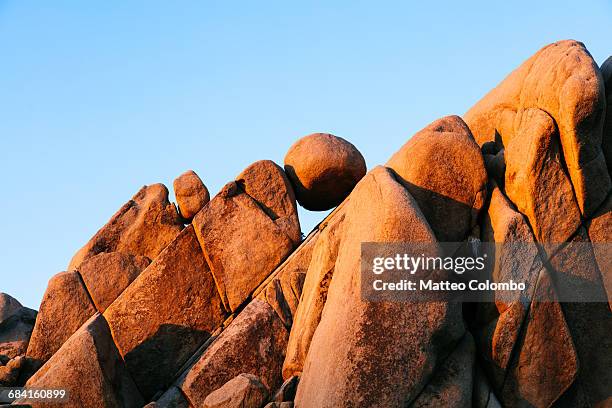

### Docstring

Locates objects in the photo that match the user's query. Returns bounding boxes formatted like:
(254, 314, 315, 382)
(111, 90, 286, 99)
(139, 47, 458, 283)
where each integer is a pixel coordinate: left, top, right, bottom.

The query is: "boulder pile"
(1, 40, 610, 408)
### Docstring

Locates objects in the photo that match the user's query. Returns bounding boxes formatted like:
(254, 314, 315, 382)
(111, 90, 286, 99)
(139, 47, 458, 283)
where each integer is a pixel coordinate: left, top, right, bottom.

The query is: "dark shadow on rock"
(125, 323, 211, 401)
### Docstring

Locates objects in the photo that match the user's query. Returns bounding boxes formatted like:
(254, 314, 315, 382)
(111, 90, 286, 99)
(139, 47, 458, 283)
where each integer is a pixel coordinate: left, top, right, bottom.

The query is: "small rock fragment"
(203, 373, 268, 408)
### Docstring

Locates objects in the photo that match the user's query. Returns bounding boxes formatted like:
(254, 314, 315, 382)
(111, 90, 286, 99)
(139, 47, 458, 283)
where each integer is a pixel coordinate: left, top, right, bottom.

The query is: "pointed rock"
(68, 183, 183, 271)
(236, 160, 301, 246)
(22, 314, 144, 408)
(104, 226, 227, 399)
(386, 115, 488, 242)
(295, 166, 465, 407)
(26, 271, 96, 371)
(465, 40, 610, 217)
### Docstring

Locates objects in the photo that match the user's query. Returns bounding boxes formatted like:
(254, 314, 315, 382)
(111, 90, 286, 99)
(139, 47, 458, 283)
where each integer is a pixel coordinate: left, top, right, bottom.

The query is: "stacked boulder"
(1, 39, 610, 408)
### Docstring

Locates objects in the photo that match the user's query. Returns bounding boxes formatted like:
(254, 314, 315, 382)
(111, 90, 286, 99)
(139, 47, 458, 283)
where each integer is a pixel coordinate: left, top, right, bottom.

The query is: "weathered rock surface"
(68, 183, 183, 271)
(505, 108, 582, 245)
(547, 228, 612, 407)
(284, 133, 366, 211)
(282, 206, 345, 379)
(465, 40, 610, 217)
(0, 355, 25, 386)
(193, 182, 295, 312)
(104, 226, 227, 399)
(253, 231, 316, 329)
(22, 314, 144, 408)
(601, 56, 612, 176)
(501, 269, 578, 408)
(202, 373, 268, 408)
(78, 252, 150, 313)
(386, 115, 487, 242)
(295, 167, 465, 407)
(26, 271, 97, 370)
(236, 160, 301, 246)
(179, 299, 288, 408)
(0, 293, 23, 325)
(0, 296, 36, 361)
(411, 333, 475, 408)
(174, 170, 210, 221)
(587, 192, 612, 306)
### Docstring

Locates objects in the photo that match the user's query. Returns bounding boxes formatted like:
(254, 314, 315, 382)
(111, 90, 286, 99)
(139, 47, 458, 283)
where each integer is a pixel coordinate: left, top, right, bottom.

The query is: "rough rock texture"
(465, 40, 610, 217)
(193, 182, 295, 312)
(601, 56, 612, 176)
(295, 167, 465, 407)
(251, 231, 315, 331)
(174, 170, 210, 221)
(0, 293, 23, 325)
(282, 206, 345, 379)
(411, 333, 475, 408)
(501, 269, 578, 408)
(68, 183, 183, 271)
(202, 373, 269, 408)
(284, 133, 366, 211)
(587, 192, 612, 306)
(26, 271, 97, 370)
(547, 228, 612, 407)
(104, 226, 227, 399)
(504, 108, 581, 245)
(179, 299, 288, 408)
(22, 314, 144, 408)
(78, 252, 150, 313)
(0, 355, 25, 386)
(386, 115, 488, 242)
(0, 297, 36, 360)
(475, 184, 543, 391)
(236, 160, 301, 246)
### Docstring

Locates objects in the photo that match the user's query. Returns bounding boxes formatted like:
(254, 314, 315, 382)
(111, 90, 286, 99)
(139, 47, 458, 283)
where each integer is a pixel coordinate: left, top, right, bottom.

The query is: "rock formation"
(1, 40, 610, 408)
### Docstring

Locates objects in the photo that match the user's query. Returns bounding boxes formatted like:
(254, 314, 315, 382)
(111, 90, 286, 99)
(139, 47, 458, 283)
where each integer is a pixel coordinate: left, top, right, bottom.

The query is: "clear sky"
(1, 1, 611, 308)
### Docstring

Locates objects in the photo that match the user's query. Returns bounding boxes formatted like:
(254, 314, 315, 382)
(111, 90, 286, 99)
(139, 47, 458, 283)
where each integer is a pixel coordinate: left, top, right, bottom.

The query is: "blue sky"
(1, 1, 611, 308)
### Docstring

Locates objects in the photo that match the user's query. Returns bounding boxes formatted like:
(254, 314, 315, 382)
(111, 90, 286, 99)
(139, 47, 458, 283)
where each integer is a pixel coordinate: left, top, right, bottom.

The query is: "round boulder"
(284, 133, 366, 211)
